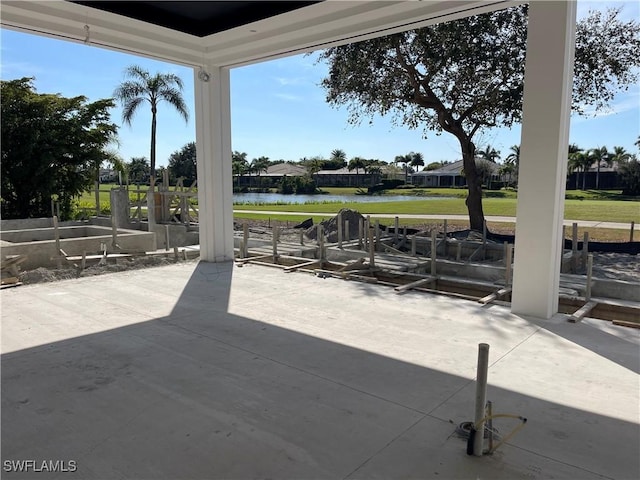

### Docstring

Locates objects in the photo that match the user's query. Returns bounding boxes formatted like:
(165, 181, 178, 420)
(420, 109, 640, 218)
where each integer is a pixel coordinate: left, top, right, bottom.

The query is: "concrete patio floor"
(1, 261, 638, 480)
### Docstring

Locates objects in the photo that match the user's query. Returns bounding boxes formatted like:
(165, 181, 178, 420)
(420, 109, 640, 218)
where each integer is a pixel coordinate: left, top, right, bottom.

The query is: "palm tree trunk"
(148, 108, 157, 229)
(582, 168, 586, 190)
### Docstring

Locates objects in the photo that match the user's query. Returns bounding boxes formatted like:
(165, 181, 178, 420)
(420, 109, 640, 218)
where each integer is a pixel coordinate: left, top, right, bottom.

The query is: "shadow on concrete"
(1, 262, 638, 479)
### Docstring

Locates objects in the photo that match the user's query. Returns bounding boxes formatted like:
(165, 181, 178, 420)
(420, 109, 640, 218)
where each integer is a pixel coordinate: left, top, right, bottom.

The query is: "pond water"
(233, 193, 449, 204)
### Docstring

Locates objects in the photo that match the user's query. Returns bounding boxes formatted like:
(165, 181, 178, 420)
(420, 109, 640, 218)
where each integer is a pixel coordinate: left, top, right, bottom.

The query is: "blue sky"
(1, 0, 638, 168)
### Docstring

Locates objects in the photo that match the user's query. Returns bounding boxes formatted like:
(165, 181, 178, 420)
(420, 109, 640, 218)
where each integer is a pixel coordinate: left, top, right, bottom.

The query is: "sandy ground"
(244, 218, 640, 284)
(8, 219, 638, 285)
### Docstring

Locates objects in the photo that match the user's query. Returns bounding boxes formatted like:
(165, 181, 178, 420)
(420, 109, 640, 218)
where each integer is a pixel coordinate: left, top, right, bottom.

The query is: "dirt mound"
(305, 209, 365, 243)
(19, 267, 77, 284)
(18, 255, 196, 285)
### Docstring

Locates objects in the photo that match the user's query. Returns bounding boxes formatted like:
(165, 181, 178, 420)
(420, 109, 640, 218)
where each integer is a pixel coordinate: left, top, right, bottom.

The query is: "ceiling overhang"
(1, 1, 519, 68)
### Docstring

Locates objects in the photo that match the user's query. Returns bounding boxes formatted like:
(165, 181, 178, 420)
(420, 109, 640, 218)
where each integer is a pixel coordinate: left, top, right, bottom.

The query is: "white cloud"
(273, 76, 305, 86)
(273, 93, 303, 102)
(573, 90, 640, 121)
(1, 61, 46, 77)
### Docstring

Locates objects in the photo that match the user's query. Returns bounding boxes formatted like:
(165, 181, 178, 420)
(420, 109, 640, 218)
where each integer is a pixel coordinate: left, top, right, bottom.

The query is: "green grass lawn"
(81, 185, 639, 223)
(233, 197, 639, 223)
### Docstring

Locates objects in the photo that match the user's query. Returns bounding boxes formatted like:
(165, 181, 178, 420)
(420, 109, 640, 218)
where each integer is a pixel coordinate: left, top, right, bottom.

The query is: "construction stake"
(345, 220, 350, 243)
(572, 222, 578, 273)
(368, 227, 375, 268)
(431, 234, 437, 276)
(586, 253, 593, 301)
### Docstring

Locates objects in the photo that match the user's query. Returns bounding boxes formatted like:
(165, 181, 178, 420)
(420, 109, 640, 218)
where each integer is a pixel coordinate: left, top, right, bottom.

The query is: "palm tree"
(367, 164, 382, 187)
(330, 149, 346, 162)
(567, 144, 583, 190)
(348, 157, 366, 186)
(409, 152, 425, 175)
(478, 145, 501, 163)
(498, 163, 515, 187)
(568, 151, 591, 190)
(114, 65, 189, 225)
(250, 156, 270, 188)
(394, 154, 409, 183)
(610, 146, 630, 167)
(505, 145, 520, 165)
(232, 151, 248, 187)
(588, 146, 609, 190)
(393, 152, 425, 184)
(504, 145, 520, 186)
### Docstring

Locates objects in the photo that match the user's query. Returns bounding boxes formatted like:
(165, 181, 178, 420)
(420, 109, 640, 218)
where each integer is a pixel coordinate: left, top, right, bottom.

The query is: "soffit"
(0, 1, 519, 68)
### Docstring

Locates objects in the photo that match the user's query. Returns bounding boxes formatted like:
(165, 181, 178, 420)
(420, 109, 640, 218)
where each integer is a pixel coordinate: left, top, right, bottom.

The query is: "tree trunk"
(582, 168, 586, 190)
(460, 140, 486, 232)
(148, 106, 157, 229)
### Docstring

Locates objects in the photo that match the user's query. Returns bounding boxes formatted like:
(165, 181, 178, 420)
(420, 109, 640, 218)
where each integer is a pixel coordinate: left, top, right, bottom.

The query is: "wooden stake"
(300, 229, 304, 246)
(368, 226, 375, 268)
(505, 244, 513, 286)
(375, 220, 380, 252)
(586, 253, 593, 301)
(411, 236, 416, 257)
(273, 225, 279, 263)
(394, 216, 399, 243)
(364, 219, 370, 250)
(630, 221, 635, 243)
(431, 234, 437, 276)
(337, 212, 343, 248)
(572, 222, 578, 273)
(582, 231, 589, 271)
(319, 225, 325, 264)
(53, 215, 62, 269)
(456, 242, 462, 262)
(345, 220, 350, 242)
(164, 224, 169, 251)
(482, 221, 487, 261)
(358, 218, 364, 250)
(443, 220, 448, 257)
(243, 221, 249, 258)
(503, 241, 509, 266)
(317, 224, 322, 246)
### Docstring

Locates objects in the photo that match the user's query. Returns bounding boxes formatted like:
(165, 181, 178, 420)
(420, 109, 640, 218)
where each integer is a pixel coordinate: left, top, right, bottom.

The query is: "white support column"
(194, 65, 235, 262)
(511, 1, 576, 318)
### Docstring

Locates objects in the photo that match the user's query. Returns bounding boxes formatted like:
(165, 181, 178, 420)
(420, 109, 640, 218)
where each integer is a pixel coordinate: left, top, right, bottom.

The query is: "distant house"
(411, 159, 500, 187)
(566, 161, 621, 190)
(99, 168, 118, 183)
(239, 163, 308, 187)
(314, 166, 383, 187)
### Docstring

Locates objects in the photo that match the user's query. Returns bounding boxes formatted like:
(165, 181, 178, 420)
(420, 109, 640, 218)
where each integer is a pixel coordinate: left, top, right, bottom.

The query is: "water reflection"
(233, 192, 449, 204)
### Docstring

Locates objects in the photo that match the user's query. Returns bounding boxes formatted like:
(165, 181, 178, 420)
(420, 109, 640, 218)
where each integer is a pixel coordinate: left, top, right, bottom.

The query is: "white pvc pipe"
(474, 343, 490, 456)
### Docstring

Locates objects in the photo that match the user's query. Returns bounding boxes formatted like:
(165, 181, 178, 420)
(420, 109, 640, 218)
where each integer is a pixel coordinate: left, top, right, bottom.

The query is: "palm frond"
(121, 97, 146, 126)
(159, 88, 189, 122)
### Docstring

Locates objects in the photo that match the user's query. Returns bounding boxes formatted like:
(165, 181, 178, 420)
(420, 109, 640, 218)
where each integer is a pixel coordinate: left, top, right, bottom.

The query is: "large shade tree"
(318, 6, 640, 231)
(1, 78, 117, 220)
(168, 142, 197, 185)
(113, 65, 189, 223)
